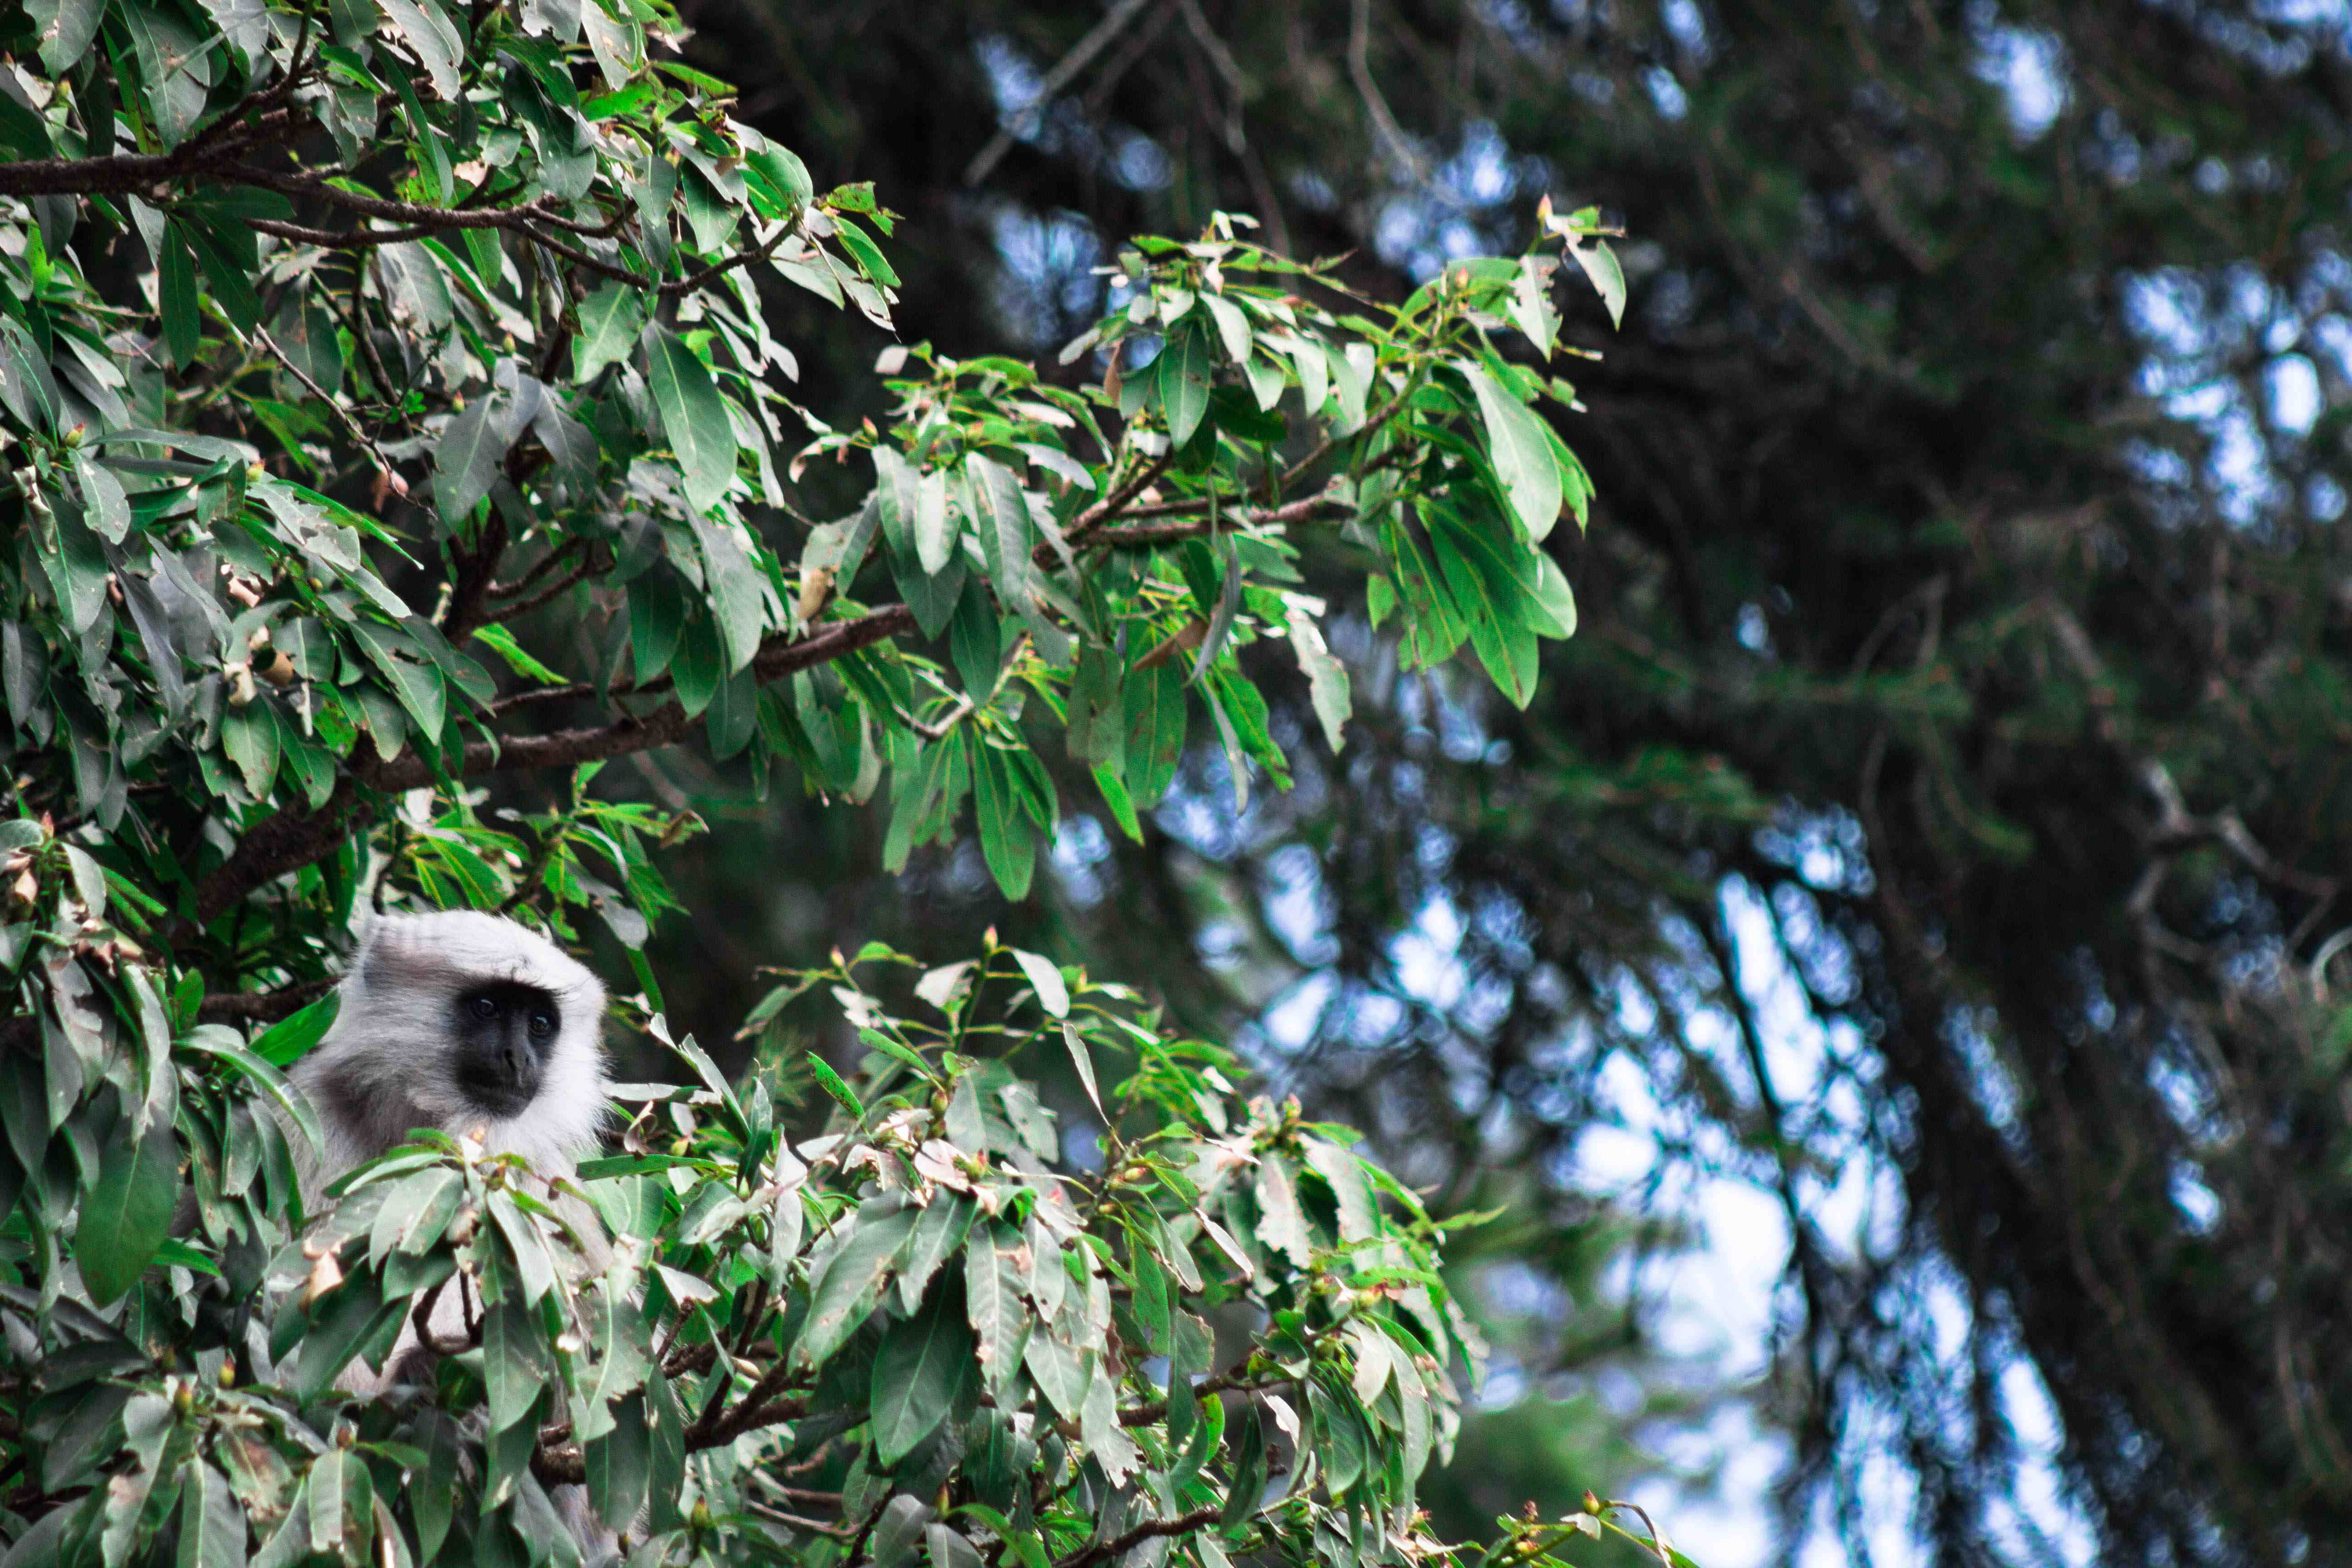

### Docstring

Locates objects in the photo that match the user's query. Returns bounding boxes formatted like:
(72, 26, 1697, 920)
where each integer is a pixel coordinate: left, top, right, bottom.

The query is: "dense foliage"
(0, 0, 1681, 1564)
(637, 2, 2352, 1564)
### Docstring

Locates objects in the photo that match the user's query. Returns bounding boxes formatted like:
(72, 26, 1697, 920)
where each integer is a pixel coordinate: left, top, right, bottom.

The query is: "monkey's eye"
(468, 995, 499, 1021)
(527, 1010, 556, 1040)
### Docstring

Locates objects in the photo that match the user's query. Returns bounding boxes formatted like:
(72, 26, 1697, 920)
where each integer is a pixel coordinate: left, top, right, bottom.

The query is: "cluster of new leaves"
(0, 0, 1642, 1563)
(14, 938, 1490, 1568)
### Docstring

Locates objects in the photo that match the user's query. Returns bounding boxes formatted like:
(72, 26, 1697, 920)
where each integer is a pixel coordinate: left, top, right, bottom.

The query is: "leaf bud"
(302, 1248, 344, 1306)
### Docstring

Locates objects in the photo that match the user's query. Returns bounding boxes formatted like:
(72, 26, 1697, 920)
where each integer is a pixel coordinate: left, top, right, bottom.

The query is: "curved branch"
(1053, 1507, 1225, 1568)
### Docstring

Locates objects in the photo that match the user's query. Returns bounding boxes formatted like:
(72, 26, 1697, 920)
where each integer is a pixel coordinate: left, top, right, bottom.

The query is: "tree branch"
(1053, 1507, 1225, 1568)
(441, 513, 511, 646)
(183, 608, 917, 928)
(1063, 446, 1177, 548)
(194, 978, 337, 1024)
(1087, 491, 1347, 552)
(961, 0, 1159, 187)
(190, 780, 368, 928)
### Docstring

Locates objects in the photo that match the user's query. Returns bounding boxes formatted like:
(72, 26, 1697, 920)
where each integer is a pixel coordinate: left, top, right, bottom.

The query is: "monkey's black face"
(450, 981, 560, 1117)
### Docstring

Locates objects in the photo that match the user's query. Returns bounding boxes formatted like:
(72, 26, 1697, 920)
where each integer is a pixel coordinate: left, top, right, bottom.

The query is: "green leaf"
(896, 1196, 975, 1313)
(806, 1051, 866, 1122)
(77, 1117, 178, 1304)
(573, 284, 647, 383)
(378, 0, 461, 97)
(1023, 1333, 1088, 1421)
(1283, 601, 1351, 753)
(183, 1029, 325, 1158)
(29, 0, 103, 74)
(220, 703, 279, 799)
(171, 219, 259, 338)
(584, 1396, 652, 1533)
(692, 516, 767, 675)
(1157, 324, 1213, 446)
(1528, 550, 1578, 638)
(1573, 237, 1628, 328)
(1121, 657, 1187, 808)
(1093, 764, 1143, 843)
(435, 392, 510, 523)
(471, 624, 567, 685)
(871, 1288, 975, 1465)
(1220, 1407, 1266, 1529)
(159, 224, 201, 369)
(1201, 293, 1252, 363)
(646, 326, 739, 512)
(350, 622, 449, 739)
(484, 1298, 551, 1432)
(1509, 257, 1561, 356)
(958, 1505, 1049, 1568)
(175, 1460, 245, 1568)
(629, 568, 687, 682)
(949, 574, 1003, 699)
(1061, 1023, 1104, 1121)
(794, 1205, 916, 1371)
(893, 538, 966, 642)
(833, 215, 900, 289)
(964, 1223, 1031, 1396)
(1425, 510, 1543, 707)
(970, 737, 1037, 900)
(1315, 1379, 1371, 1497)
(915, 469, 956, 575)
(1254, 1154, 1311, 1270)
(1010, 950, 1068, 1018)
(1457, 360, 1563, 542)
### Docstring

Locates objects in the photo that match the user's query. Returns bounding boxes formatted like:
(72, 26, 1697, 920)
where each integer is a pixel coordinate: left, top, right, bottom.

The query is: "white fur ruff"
(293, 910, 612, 1191)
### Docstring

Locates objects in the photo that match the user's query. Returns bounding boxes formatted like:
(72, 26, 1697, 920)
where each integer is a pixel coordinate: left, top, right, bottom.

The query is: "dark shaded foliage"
(662, 2, 2352, 1563)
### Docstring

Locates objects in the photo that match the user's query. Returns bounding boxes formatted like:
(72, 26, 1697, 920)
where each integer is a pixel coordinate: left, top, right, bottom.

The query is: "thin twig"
(1348, 0, 1424, 181)
(252, 323, 397, 473)
(485, 546, 608, 624)
(963, 0, 1161, 186)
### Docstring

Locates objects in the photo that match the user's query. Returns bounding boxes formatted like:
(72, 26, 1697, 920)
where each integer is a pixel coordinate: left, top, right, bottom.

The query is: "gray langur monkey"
(294, 909, 612, 1217)
(289, 911, 621, 1562)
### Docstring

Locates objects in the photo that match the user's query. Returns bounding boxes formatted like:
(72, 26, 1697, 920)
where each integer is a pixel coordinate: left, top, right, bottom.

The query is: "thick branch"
(190, 781, 368, 927)
(441, 514, 511, 646)
(0, 149, 236, 198)
(194, 978, 337, 1024)
(0, 97, 302, 197)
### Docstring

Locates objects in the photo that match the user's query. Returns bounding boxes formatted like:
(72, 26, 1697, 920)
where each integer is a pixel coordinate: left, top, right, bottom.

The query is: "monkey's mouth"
(454, 1067, 540, 1119)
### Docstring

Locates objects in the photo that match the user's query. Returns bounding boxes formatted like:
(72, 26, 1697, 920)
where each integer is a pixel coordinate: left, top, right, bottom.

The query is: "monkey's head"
(295, 910, 610, 1177)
